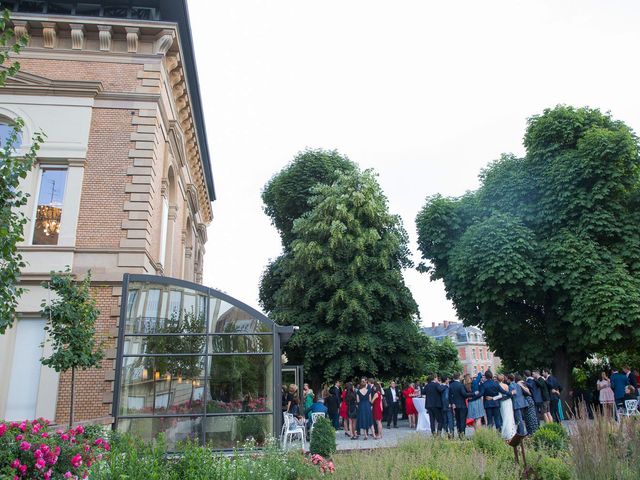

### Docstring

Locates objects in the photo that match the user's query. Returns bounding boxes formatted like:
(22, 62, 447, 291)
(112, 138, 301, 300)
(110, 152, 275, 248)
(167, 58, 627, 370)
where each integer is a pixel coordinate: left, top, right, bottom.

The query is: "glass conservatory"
(113, 274, 295, 450)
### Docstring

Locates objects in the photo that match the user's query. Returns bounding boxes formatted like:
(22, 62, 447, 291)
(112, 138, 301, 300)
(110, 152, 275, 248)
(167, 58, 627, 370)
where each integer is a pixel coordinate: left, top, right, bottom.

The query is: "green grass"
(332, 432, 521, 480)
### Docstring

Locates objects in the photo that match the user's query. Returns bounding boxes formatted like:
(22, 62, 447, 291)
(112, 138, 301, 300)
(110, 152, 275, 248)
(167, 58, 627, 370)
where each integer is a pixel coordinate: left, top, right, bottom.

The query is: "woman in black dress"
(345, 382, 358, 439)
(356, 380, 373, 440)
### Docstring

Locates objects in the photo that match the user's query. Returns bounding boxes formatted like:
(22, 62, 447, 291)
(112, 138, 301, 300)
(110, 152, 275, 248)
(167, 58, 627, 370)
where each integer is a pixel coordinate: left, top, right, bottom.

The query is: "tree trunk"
(553, 347, 571, 414)
(69, 366, 75, 429)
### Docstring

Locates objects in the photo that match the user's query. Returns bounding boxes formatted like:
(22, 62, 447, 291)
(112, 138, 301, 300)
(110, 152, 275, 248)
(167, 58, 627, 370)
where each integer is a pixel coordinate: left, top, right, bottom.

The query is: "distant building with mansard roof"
(421, 321, 501, 375)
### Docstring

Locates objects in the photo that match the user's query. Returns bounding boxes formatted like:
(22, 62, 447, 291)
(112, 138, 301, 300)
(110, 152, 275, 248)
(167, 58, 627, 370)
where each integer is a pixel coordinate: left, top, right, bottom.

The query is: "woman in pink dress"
(372, 382, 384, 439)
(597, 371, 615, 417)
(339, 389, 349, 434)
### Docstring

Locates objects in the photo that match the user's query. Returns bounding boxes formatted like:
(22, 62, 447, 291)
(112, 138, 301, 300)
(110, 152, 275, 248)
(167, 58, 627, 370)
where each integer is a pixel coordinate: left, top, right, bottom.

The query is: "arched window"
(159, 168, 177, 273)
(0, 119, 22, 150)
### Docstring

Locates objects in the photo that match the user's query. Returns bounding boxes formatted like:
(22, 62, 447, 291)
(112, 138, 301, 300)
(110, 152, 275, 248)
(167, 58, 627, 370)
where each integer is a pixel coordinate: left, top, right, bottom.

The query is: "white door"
(5, 319, 47, 421)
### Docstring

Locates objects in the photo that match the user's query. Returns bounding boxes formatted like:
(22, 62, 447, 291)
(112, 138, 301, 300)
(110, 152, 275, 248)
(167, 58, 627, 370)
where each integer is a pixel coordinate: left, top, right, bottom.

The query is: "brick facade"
(3, 11, 213, 426)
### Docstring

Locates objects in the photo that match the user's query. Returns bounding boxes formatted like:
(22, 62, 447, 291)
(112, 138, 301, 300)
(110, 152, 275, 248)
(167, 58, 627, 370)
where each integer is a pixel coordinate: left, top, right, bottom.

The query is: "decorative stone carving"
(98, 25, 112, 51)
(125, 27, 140, 53)
(166, 54, 180, 72)
(153, 29, 175, 55)
(70, 24, 84, 50)
(13, 21, 29, 45)
(42, 22, 57, 48)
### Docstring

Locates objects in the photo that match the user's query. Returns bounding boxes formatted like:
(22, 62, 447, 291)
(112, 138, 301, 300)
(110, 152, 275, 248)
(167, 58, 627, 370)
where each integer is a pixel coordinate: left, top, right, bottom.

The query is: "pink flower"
(19, 441, 31, 451)
(10, 459, 20, 469)
(44, 469, 53, 480)
(35, 458, 46, 470)
(64, 472, 73, 479)
(71, 454, 83, 468)
(34, 449, 44, 459)
(55, 429, 64, 435)
(18, 464, 27, 474)
(18, 421, 26, 432)
(15, 434, 23, 441)
(0, 423, 6, 437)
(93, 438, 103, 446)
(40, 432, 49, 438)
(75, 425, 84, 435)
(61, 433, 69, 441)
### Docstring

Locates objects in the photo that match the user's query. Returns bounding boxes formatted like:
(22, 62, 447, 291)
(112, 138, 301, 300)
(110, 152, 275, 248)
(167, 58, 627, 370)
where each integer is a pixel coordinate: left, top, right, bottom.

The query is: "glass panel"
(209, 298, 271, 334)
(18, 1, 45, 13)
(117, 417, 201, 451)
(209, 335, 273, 353)
(123, 336, 206, 355)
(125, 283, 206, 335)
(47, 2, 73, 14)
(130, 6, 155, 20)
(206, 355, 272, 413)
(103, 6, 128, 18)
(32, 169, 67, 245)
(75, 3, 101, 16)
(119, 356, 205, 415)
(204, 415, 272, 449)
(0, 123, 22, 149)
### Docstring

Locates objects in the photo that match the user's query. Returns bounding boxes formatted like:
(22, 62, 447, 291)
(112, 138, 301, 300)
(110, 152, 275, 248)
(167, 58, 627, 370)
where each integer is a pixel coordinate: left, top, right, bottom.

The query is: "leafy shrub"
(89, 432, 168, 480)
(539, 422, 569, 440)
(237, 415, 267, 445)
(471, 427, 510, 458)
(90, 434, 322, 480)
(0, 418, 110, 480)
(532, 424, 568, 455)
(406, 466, 449, 480)
(529, 455, 572, 480)
(310, 417, 336, 458)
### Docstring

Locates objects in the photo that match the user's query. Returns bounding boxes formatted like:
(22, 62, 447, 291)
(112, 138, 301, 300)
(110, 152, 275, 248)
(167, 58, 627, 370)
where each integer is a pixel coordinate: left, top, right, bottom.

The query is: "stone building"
(0, 0, 215, 426)
(421, 321, 501, 375)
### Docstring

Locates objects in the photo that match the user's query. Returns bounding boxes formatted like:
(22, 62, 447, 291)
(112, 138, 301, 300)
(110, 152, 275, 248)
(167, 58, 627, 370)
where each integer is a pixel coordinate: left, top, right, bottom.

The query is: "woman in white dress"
(497, 374, 517, 440)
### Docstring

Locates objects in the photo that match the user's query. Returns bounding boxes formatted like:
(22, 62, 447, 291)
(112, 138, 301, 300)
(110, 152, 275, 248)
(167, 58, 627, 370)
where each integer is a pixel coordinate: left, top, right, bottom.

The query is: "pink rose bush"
(310, 454, 335, 475)
(0, 418, 109, 479)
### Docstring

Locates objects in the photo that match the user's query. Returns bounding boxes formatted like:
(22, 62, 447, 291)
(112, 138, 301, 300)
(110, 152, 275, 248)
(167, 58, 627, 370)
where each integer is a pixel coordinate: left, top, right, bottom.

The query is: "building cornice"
(8, 14, 213, 223)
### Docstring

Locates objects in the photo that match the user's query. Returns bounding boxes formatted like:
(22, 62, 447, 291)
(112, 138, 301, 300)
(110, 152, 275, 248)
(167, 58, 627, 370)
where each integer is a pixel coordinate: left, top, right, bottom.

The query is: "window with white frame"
(32, 168, 68, 245)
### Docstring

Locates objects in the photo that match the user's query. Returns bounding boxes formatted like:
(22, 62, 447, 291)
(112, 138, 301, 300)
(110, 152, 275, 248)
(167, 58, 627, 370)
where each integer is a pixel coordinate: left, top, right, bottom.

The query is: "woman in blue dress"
(356, 379, 373, 440)
(467, 372, 486, 430)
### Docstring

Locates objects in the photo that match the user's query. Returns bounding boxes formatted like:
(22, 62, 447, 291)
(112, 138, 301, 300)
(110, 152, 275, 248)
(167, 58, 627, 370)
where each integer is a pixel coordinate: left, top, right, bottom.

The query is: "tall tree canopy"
(416, 106, 640, 394)
(260, 149, 431, 386)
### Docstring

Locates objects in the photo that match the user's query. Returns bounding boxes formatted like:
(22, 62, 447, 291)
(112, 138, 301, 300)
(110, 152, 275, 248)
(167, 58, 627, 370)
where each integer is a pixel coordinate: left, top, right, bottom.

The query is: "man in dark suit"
(478, 370, 506, 430)
(543, 369, 563, 423)
(623, 366, 638, 390)
(524, 369, 543, 418)
(385, 381, 400, 428)
(424, 375, 447, 435)
(449, 372, 476, 438)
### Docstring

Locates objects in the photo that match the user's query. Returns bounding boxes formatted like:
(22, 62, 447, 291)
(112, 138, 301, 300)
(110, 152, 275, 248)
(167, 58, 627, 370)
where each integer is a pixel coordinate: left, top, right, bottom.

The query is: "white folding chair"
(310, 412, 326, 432)
(281, 412, 305, 449)
(624, 399, 638, 417)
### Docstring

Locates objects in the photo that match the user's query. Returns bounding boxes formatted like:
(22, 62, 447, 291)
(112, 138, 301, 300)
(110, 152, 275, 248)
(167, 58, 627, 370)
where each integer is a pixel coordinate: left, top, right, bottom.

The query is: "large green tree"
(416, 106, 640, 397)
(260, 150, 431, 387)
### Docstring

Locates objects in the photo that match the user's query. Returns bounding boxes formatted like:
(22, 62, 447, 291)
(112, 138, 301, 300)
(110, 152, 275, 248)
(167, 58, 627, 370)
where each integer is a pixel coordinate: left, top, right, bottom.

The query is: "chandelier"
(36, 204, 62, 237)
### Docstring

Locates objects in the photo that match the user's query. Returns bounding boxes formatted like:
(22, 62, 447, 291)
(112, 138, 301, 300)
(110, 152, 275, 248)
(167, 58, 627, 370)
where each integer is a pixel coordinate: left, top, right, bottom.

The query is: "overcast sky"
(189, 0, 640, 327)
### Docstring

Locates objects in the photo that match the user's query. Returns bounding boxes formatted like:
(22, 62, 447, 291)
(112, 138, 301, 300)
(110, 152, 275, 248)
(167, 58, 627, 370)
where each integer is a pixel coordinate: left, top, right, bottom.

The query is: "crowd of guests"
(281, 365, 640, 441)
